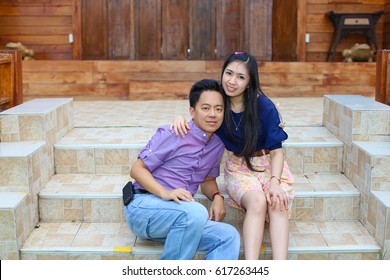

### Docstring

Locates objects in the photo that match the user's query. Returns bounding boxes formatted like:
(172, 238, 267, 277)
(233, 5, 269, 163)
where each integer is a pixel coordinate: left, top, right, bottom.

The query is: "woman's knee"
(241, 191, 267, 214)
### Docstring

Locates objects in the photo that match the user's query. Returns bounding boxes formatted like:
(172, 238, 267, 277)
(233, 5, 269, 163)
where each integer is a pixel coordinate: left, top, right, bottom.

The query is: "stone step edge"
(19, 244, 382, 256)
(0, 141, 46, 158)
(38, 190, 360, 200)
(53, 141, 344, 149)
(0, 98, 72, 116)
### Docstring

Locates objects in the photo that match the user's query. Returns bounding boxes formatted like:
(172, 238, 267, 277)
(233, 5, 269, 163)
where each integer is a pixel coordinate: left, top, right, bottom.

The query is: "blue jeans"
(124, 193, 240, 260)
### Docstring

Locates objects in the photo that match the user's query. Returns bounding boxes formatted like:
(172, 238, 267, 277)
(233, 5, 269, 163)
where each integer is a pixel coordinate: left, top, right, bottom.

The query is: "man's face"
(190, 90, 224, 139)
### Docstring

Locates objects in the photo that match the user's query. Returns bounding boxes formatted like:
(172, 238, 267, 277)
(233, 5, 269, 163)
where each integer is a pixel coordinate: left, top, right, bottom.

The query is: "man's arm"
(200, 177, 226, 221)
(130, 158, 194, 204)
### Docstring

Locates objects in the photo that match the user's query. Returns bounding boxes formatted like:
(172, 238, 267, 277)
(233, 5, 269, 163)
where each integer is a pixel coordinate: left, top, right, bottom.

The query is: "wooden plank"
(23, 60, 93, 72)
(23, 72, 93, 84)
(260, 62, 318, 73)
(72, 0, 82, 60)
(161, 0, 189, 59)
(24, 83, 96, 95)
(244, 0, 272, 61)
(33, 53, 73, 60)
(27, 45, 72, 54)
(81, 0, 107, 60)
(260, 73, 324, 86)
(129, 81, 195, 93)
(94, 71, 219, 84)
(297, 0, 307, 62)
(0, 26, 72, 35)
(107, 0, 131, 59)
(316, 62, 376, 73)
(323, 73, 376, 85)
(272, 0, 297, 61)
(189, 0, 216, 60)
(215, 0, 243, 59)
(0, 35, 69, 44)
(0, 5, 72, 16)
(134, 0, 162, 59)
(93, 60, 208, 73)
(0, 16, 72, 26)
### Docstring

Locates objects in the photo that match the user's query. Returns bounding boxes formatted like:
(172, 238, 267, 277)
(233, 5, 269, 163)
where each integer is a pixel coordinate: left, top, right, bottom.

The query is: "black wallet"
(122, 181, 134, 206)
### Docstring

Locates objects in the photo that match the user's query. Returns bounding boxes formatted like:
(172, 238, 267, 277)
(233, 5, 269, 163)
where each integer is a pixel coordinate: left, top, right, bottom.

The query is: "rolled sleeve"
(138, 126, 174, 172)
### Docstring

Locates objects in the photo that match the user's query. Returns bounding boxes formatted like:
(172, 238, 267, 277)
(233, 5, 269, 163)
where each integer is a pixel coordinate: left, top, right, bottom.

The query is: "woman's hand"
(265, 181, 288, 212)
(169, 115, 190, 137)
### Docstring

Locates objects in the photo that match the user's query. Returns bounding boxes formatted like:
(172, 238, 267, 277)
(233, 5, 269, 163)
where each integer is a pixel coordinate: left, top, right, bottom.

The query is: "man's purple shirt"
(133, 120, 225, 195)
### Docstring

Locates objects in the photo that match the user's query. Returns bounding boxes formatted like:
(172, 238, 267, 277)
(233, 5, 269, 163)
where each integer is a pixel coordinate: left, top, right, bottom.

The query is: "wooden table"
(326, 10, 383, 61)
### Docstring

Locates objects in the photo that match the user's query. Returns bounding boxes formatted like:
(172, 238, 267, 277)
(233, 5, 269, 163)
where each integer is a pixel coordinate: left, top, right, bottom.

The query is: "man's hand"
(160, 188, 194, 204)
(209, 195, 226, 221)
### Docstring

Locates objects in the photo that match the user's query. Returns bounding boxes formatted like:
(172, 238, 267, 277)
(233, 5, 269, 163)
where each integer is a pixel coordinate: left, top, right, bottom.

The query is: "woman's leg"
(268, 205, 289, 259)
(240, 190, 267, 260)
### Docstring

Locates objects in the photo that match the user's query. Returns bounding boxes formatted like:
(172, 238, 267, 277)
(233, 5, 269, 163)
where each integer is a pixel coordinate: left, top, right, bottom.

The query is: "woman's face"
(221, 61, 250, 99)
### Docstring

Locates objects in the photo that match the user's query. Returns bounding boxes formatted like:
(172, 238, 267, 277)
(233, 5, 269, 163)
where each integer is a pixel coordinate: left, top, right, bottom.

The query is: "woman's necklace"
(231, 111, 243, 131)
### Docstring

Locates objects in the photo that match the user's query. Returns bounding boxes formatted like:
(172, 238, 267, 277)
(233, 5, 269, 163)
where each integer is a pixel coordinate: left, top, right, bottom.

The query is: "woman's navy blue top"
(215, 94, 287, 153)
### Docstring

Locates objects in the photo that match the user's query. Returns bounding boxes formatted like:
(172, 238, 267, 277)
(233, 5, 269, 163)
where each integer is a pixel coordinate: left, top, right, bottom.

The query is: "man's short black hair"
(189, 79, 224, 108)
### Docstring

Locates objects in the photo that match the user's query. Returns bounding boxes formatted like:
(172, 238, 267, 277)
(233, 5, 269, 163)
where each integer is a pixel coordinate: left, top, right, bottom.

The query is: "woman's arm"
(266, 148, 289, 211)
(169, 115, 191, 137)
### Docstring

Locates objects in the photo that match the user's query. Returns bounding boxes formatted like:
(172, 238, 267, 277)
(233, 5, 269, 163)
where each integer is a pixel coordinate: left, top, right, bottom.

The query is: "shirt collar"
(189, 119, 214, 143)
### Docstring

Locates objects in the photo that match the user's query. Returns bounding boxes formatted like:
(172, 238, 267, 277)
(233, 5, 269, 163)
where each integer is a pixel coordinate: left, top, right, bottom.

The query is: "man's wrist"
(212, 191, 224, 201)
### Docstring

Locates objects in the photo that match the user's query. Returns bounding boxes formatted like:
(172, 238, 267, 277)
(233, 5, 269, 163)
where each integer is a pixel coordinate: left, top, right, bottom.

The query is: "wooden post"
(376, 50, 390, 105)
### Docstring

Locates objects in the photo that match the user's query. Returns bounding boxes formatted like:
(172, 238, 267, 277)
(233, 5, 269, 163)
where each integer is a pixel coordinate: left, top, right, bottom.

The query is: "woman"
(171, 52, 294, 260)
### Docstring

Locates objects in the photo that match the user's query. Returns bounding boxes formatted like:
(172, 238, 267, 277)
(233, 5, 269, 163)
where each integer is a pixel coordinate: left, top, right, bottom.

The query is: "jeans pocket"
(129, 213, 150, 238)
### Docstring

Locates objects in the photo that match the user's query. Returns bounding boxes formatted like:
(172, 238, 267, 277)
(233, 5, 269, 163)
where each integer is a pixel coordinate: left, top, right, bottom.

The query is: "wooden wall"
(21, 60, 376, 101)
(299, 0, 385, 62)
(0, 0, 73, 60)
(0, 0, 387, 62)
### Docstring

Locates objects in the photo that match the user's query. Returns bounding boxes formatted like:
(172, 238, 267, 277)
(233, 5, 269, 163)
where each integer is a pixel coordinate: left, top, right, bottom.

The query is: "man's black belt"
(134, 188, 150, 194)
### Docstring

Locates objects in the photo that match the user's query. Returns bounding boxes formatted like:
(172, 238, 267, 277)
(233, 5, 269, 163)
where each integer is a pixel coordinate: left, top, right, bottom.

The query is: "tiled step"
(20, 220, 381, 260)
(37, 173, 360, 223)
(0, 141, 47, 259)
(53, 126, 344, 175)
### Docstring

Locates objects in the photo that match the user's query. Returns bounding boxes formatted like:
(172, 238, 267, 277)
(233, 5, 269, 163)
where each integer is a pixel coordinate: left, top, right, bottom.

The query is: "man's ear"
(189, 107, 195, 118)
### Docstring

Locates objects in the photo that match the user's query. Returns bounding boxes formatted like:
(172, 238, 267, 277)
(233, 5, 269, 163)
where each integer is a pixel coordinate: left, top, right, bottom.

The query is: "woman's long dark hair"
(221, 52, 264, 171)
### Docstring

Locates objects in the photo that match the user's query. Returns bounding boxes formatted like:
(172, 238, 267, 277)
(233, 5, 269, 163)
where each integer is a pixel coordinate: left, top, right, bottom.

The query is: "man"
(124, 79, 240, 260)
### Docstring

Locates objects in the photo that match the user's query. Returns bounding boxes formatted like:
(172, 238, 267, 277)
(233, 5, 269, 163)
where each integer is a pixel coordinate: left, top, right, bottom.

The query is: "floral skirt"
(224, 151, 295, 215)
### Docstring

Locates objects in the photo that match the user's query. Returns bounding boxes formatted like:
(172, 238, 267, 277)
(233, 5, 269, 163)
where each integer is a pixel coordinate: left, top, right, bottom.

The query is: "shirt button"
(203, 134, 206, 137)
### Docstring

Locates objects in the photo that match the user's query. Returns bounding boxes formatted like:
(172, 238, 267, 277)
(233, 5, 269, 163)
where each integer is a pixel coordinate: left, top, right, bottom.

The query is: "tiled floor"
(73, 97, 324, 128)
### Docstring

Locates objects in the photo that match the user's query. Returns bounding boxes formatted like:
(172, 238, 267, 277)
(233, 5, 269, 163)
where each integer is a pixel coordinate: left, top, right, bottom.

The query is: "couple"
(124, 52, 295, 260)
